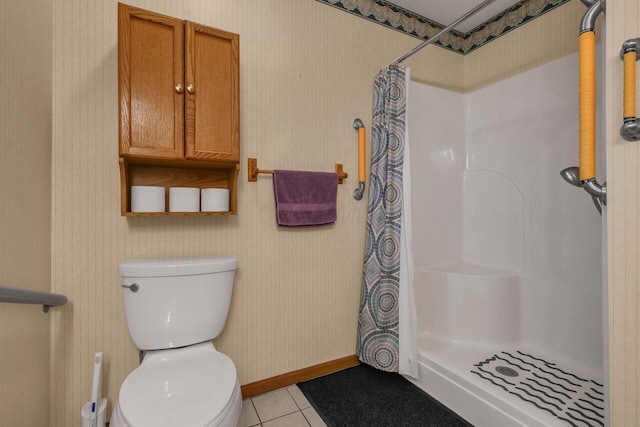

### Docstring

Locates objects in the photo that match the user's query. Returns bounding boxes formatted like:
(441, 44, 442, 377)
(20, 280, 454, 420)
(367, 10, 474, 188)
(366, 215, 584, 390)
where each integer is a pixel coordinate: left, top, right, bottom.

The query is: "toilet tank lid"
(119, 257, 238, 277)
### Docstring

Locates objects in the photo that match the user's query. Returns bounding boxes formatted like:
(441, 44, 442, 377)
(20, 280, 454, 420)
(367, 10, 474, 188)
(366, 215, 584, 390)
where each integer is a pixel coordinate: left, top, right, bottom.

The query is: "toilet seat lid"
(119, 342, 237, 427)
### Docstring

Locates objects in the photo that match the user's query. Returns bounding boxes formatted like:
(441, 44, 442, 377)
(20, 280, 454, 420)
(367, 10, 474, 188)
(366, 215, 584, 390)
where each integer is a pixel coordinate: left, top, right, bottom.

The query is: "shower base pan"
(409, 337, 605, 427)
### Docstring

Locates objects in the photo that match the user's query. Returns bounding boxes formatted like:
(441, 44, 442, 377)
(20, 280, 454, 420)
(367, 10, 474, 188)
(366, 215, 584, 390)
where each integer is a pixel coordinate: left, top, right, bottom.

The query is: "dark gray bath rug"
(297, 364, 472, 427)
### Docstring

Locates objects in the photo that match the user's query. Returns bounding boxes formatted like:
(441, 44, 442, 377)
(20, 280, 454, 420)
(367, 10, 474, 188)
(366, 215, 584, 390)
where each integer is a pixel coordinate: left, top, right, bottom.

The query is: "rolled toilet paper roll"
(201, 188, 230, 212)
(169, 187, 200, 212)
(131, 186, 165, 213)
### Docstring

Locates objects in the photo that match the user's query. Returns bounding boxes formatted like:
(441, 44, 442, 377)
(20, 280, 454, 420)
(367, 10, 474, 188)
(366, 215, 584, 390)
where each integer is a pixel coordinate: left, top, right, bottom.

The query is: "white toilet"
(110, 257, 242, 427)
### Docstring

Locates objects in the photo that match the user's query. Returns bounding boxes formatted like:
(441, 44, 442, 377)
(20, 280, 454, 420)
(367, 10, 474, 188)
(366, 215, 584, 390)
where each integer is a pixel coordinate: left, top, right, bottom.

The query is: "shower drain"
(495, 366, 519, 377)
(473, 351, 606, 426)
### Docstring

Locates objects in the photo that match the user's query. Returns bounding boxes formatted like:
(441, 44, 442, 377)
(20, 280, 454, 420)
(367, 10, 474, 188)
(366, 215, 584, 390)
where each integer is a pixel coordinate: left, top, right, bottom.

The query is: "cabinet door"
(184, 23, 239, 162)
(118, 4, 184, 159)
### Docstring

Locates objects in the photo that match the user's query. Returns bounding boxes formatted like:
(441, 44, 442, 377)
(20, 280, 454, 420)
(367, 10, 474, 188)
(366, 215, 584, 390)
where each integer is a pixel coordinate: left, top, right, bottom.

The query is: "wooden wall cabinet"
(118, 3, 239, 215)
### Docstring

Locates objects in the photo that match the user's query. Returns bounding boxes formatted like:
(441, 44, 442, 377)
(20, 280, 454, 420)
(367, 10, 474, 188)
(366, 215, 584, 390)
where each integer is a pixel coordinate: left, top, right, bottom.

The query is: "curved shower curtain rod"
(393, 0, 496, 64)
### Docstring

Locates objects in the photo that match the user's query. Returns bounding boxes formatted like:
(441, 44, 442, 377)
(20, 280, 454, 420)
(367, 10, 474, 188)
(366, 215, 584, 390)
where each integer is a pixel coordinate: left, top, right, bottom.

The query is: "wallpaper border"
(315, 0, 571, 55)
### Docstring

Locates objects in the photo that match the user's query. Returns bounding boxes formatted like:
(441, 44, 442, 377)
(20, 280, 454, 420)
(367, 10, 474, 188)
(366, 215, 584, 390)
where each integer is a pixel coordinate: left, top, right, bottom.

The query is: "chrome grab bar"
(619, 38, 640, 141)
(561, 0, 606, 215)
(0, 286, 68, 313)
(352, 118, 366, 201)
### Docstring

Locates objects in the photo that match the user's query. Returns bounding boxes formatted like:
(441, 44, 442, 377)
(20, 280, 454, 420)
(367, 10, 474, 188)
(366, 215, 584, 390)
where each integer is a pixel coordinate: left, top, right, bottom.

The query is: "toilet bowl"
(111, 257, 241, 427)
(111, 343, 241, 427)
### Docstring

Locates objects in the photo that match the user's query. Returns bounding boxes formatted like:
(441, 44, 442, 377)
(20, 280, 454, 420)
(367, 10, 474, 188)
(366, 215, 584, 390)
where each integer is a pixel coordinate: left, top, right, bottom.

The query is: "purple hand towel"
(273, 170, 338, 226)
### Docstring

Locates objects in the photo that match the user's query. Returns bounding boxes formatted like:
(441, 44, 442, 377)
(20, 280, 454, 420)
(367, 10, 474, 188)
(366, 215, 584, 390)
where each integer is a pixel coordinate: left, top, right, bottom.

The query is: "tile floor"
(239, 385, 327, 427)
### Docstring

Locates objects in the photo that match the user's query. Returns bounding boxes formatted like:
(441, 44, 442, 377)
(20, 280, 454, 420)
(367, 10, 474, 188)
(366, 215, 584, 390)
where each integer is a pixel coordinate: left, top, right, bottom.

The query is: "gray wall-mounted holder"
(0, 286, 68, 313)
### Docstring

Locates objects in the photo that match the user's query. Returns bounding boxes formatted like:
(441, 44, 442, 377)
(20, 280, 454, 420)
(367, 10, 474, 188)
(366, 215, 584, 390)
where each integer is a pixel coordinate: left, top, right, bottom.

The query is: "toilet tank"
(119, 257, 238, 350)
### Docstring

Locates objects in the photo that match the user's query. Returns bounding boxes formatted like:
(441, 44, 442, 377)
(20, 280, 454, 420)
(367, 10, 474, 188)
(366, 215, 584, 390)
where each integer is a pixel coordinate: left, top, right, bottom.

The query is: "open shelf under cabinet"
(119, 157, 239, 216)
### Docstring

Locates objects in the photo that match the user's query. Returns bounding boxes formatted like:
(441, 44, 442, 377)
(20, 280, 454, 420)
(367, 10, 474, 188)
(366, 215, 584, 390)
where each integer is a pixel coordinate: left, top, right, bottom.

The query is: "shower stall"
(406, 49, 606, 426)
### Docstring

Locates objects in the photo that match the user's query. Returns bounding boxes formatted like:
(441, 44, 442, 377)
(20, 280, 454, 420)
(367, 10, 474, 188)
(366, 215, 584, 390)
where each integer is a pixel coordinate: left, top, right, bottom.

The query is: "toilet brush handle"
(89, 352, 103, 427)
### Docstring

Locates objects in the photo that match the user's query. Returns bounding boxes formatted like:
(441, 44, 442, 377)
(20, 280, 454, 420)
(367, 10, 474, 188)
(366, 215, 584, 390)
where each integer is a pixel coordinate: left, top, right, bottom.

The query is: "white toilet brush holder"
(81, 352, 106, 427)
(81, 398, 107, 427)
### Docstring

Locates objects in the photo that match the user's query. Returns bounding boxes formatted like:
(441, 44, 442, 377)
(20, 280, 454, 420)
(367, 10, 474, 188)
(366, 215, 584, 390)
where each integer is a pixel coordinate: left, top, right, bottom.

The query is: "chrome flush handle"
(121, 283, 140, 292)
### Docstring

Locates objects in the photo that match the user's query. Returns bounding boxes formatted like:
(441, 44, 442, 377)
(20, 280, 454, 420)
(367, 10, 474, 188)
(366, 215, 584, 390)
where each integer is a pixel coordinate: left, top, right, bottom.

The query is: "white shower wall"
(409, 84, 465, 268)
(410, 51, 603, 374)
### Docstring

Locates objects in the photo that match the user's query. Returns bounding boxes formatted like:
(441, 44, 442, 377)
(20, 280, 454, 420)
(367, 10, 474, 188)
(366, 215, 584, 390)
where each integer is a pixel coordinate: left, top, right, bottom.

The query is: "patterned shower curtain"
(357, 63, 407, 373)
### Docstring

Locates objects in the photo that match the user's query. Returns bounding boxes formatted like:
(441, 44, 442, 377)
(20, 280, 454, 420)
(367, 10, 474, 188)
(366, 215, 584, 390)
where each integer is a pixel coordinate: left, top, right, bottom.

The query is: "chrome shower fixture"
(560, 167, 582, 187)
(560, 166, 605, 215)
(580, 0, 598, 7)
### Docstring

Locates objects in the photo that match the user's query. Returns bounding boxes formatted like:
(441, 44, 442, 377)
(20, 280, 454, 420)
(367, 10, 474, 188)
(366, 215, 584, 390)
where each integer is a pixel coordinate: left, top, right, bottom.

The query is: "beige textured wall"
(51, 0, 629, 425)
(464, 0, 586, 92)
(49, 0, 463, 425)
(605, 0, 640, 425)
(0, 0, 53, 426)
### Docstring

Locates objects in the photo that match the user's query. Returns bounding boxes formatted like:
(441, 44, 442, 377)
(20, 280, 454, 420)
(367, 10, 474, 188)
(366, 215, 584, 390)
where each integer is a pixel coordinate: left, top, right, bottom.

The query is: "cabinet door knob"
(175, 83, 184, 94)
(186, 83, 195, 94)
